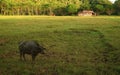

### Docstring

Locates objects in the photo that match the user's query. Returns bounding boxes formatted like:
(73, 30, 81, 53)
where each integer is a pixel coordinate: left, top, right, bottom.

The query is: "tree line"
(0, 0, 120, 16)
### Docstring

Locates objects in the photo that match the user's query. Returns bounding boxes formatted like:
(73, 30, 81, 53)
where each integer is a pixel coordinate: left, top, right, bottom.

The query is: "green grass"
(0, 16, 120, 75)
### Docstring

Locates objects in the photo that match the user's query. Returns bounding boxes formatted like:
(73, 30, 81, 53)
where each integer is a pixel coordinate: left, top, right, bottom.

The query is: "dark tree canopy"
(114, 0, 120, 15)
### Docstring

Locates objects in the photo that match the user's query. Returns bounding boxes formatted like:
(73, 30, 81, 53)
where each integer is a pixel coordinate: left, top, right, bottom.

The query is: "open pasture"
(0, 16, 120, 75)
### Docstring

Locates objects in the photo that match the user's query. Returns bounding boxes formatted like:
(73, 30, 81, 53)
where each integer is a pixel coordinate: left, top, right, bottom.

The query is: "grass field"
(0, 16, 120, 75)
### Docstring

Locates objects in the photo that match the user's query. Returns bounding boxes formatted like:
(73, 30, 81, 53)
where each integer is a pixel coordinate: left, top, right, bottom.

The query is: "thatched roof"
(78, 10, 96, 16)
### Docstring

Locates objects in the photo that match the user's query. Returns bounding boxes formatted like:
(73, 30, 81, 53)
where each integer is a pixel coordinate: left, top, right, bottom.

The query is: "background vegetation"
(0, 0, 120, 16)
(0, 16, 120, 75)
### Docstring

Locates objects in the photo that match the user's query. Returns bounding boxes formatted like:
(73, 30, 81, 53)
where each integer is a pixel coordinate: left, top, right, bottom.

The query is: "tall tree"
(80, 0, 91, 10)
(66, 4, 78, 15)
(114, 0, 120, 15)
(105, 4, 114, 15)
(90, 0, 113, 15)
(95, 4, 105, 15)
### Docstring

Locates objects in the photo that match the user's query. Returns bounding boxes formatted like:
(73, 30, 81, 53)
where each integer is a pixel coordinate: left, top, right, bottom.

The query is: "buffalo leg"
(20, 52, 23, 60)
(32, 55, 36, 61)
(23, 53, 26, 61)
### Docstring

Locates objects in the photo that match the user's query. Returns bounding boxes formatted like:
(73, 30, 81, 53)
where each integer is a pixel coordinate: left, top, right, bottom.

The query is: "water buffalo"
(19, 40, 45, 61)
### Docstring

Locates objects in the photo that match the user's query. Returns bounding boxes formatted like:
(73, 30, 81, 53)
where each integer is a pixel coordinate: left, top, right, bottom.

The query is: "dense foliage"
(0, 0, 119, 15)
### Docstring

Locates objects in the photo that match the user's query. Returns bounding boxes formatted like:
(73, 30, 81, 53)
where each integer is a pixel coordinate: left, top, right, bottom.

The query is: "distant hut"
(78, 10, 96, 16)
